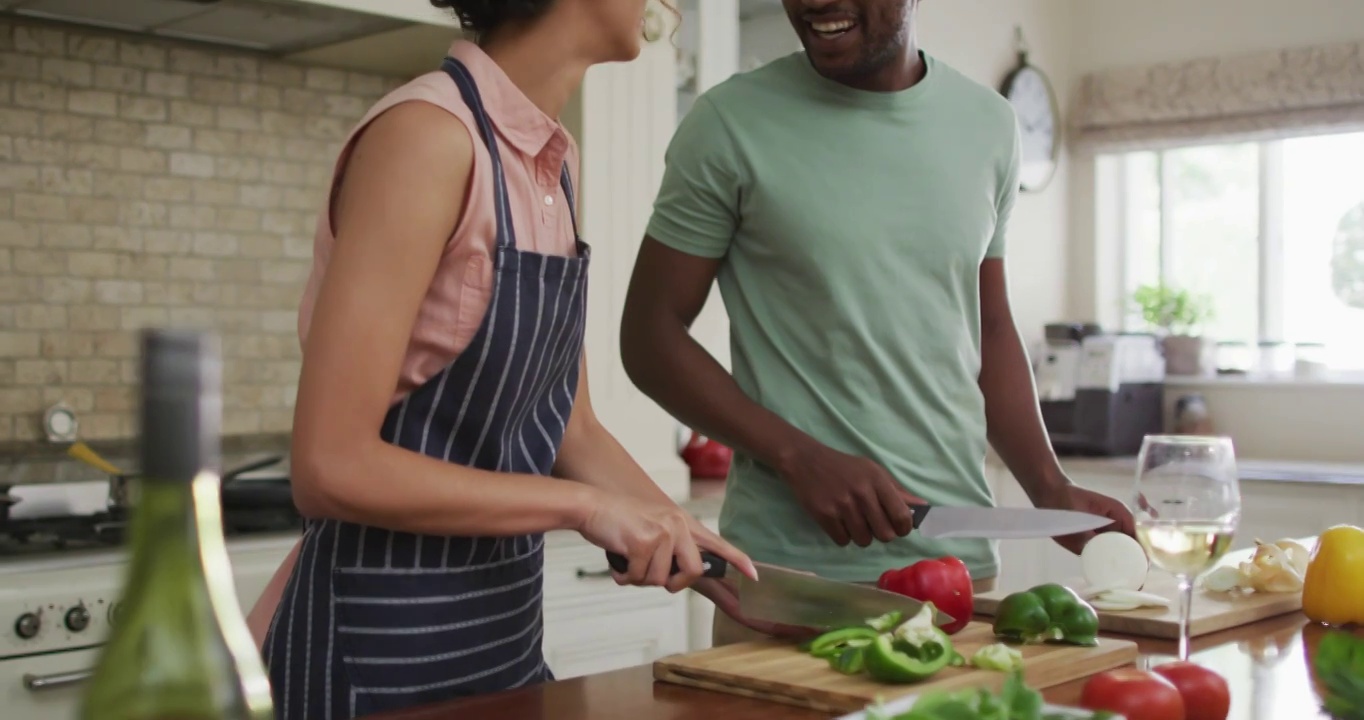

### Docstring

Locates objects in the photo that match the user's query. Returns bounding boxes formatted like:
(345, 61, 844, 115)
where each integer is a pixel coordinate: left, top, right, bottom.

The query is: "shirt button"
(544, 195, 554, 206)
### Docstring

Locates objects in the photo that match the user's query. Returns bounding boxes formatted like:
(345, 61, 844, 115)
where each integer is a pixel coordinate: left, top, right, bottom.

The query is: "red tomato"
(1154, 661, 1231, 720)
(1080, 668, 1186, 720)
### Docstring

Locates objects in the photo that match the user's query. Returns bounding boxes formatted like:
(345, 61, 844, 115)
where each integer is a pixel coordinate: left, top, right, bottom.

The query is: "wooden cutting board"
(975, 537, 1316, 640)
(653, 622, 1138, 714)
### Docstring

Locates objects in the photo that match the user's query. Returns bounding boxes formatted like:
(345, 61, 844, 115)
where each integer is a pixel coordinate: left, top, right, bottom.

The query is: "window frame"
(1108, 134, 1364, 377)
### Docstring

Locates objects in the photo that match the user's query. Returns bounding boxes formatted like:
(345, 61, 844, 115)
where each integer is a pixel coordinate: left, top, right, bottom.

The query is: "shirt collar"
(447, 40, 565, 157)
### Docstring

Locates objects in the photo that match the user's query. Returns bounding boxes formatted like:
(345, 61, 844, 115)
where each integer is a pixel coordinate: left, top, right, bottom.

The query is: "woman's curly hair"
(429, 0, 553, 35)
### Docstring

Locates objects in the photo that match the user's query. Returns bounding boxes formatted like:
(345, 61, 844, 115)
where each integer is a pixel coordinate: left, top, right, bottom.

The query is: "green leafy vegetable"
(1316, 630, 1364, 720)
(860, 671, 1117, 720)
(970, 643, 1024, 672)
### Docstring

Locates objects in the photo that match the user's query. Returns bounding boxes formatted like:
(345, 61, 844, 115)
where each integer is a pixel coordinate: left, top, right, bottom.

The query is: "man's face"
(781, 0, 914, 82)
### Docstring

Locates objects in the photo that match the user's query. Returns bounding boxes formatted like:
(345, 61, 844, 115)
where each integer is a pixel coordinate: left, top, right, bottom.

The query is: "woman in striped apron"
(252, 2, 756, 717)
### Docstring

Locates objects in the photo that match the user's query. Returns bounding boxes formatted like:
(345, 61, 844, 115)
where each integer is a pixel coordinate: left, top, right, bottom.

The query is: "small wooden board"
(975, 538, 1316, 640)
(652, 622, 1138, 715)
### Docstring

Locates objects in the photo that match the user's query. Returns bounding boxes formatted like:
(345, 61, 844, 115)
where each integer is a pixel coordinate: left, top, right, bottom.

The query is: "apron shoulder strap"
(559, 164, 579, 239)
(441, 56, 517, 251)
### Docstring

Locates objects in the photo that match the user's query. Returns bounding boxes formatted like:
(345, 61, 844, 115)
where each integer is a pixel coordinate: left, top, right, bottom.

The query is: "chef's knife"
(908, 504, 1115, 539)
(604, 553, 955, 630)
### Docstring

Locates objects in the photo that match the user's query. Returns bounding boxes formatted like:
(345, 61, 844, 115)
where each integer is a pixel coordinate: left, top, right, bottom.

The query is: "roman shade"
(1071, 40, 1364, 153)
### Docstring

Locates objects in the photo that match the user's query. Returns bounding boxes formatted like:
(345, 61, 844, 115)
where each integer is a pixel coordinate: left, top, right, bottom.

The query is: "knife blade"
(909, 505, 1115, 539)
(603, 553, 955, 629)
(735, 562, 955, 630)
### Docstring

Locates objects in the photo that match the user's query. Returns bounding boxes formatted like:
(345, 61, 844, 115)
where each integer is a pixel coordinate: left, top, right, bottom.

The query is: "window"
(1113, 131, 1364, 372)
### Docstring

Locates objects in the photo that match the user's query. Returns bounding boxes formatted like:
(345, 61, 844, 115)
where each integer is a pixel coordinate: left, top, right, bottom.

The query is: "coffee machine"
(1035, 323, 1166, 456)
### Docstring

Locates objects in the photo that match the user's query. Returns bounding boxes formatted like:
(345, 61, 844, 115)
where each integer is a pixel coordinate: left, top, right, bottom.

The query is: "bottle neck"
(123, 475, 227, 589)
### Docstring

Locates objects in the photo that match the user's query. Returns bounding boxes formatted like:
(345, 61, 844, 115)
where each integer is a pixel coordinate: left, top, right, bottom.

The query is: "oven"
(1, 533, 297, 720)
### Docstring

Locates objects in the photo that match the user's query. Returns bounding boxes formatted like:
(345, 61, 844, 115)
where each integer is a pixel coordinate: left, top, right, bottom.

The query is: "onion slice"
(1081, 532, 1150, 592)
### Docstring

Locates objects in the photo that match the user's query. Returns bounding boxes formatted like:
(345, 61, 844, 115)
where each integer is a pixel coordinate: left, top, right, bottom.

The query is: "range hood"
(0, 0, 428, 54)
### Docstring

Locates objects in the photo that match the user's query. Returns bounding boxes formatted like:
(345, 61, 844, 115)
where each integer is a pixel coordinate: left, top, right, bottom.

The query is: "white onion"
(1081, 532, 1150, 593)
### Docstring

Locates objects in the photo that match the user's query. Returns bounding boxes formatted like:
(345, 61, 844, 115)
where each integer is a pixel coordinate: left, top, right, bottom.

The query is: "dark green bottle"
(79, 330, 273, 720)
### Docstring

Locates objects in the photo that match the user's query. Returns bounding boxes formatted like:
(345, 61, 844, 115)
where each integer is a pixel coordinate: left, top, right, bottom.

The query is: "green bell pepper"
(992, 583, 1099, 647)
(807, 626, 880, 659)
(865, 632, 953, 684)
(830, 645, 867, 675)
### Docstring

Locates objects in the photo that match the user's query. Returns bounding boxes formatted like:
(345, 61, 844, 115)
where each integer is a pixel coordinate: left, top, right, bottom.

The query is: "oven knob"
(65, 604, 91, 632)
(107, 602, 122, 626)
(14, 612, 41, 639)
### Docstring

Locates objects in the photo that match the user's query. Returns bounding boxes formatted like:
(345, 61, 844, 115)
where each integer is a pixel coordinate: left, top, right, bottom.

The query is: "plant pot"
(1162, 335, 1213, 376)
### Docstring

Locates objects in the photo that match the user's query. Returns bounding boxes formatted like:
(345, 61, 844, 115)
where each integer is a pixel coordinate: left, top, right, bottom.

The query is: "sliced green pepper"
(993, 583, 1100, 647)
(830, 645, 867, 675)
(865, 633, 953, 684)
(866, 610, 904, 632)
(808, 626, 880, 659)
(970, 642, 1024, 672)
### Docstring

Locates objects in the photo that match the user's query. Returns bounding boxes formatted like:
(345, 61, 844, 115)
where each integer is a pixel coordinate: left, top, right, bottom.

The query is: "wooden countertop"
(372, 612, 1359, 720)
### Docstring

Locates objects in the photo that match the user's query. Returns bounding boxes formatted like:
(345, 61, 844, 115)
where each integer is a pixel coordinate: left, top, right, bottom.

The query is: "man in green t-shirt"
(620, 0, 1134, 644)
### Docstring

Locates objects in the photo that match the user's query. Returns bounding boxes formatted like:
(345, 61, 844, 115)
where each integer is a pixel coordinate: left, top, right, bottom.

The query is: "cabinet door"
(543, 598, 688, 679)
(542, 533, 691, 678)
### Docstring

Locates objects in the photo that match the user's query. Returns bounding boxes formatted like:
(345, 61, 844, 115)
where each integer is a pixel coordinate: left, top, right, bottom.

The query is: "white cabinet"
(686, 515, 720, 652)
(541, 532, 689, 680)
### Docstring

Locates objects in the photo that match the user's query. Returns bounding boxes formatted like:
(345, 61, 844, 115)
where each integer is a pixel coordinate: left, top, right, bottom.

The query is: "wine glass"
(1132, 434, 1241, 661)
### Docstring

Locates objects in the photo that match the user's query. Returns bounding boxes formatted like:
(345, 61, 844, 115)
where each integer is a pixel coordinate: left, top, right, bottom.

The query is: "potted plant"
(1131, 284, 1215, 376)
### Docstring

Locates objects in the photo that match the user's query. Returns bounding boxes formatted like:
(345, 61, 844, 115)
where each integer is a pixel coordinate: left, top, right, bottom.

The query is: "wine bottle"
(80, 329, 273, 720)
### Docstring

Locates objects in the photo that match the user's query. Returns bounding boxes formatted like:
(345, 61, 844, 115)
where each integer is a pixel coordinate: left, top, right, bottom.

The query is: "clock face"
(1004, 65, 1058, 191)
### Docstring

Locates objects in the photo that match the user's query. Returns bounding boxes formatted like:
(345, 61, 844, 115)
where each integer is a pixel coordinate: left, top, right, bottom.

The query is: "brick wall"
(0, 18, 404, 444)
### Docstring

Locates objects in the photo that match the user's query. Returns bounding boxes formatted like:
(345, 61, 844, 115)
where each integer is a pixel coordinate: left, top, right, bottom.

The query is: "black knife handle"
(911, 503, 932, 531)
(604, 550, 729, 578)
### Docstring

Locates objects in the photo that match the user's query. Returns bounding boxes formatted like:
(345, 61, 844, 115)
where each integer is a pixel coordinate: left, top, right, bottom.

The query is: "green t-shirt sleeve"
(645, 96, 744, 259)
(986, 119, 1022, 259)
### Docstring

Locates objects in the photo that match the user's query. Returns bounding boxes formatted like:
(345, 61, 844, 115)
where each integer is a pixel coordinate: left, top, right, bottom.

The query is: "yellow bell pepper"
(1302, 525, 1364, 627)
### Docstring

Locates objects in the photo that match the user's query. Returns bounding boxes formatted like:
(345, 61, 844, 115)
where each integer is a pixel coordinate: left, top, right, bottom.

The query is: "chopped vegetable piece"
(971, 643, 1025, 672)
(864, 633, 952, 684)
(867, 610, 905, 632)
(1082, 532, 1150, 592)
(807, 626, 879, 659)
(830, 645, 867, 675)
(877, 556, 974, 635)
(993, 583, 1100, 647)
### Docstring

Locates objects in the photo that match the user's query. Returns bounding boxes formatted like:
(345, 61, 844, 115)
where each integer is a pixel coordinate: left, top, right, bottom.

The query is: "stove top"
(0, 478, 303, 563)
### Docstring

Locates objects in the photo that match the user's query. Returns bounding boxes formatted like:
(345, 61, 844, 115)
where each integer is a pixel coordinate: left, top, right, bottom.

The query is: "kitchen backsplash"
(0, 18, 405, 446)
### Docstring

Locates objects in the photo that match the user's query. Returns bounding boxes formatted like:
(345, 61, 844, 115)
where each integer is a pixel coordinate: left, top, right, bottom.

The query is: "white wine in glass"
(1131, 434, 1240, 661)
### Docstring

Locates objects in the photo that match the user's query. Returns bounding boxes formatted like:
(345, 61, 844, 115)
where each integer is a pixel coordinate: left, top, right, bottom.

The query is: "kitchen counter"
(371, 612, 1356, 720)
(995, 453, 1364, 487)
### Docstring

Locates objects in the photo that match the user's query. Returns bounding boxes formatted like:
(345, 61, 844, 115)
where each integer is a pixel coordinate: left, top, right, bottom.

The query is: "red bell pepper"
(876, 556, 973, 635)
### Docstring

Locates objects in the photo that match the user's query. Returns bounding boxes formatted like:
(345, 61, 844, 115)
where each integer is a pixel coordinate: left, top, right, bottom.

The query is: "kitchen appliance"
(1036, 323, 1166, 457)
(0, 459, 300, 720)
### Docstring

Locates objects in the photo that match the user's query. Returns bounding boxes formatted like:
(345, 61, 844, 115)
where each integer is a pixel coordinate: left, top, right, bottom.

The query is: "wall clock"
(999, 29, 1060, 193)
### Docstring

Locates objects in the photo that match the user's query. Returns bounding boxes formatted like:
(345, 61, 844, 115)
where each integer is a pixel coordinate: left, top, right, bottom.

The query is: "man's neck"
(480, 24, 590, 120)
(836, 40, 926, 93)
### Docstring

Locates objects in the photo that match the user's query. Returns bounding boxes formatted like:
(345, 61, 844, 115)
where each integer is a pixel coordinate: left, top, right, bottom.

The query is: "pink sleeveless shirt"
(298, 40, 582, 403)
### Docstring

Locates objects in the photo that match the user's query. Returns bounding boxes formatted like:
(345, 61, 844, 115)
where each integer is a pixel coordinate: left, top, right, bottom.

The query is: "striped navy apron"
(262, 56, 590, 720)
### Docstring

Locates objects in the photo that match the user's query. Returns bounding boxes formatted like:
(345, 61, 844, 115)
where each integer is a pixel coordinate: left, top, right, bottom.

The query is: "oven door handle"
(23, 668, 93, 692)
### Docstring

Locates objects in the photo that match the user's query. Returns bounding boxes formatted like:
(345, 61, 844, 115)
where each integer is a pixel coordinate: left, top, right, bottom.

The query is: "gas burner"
(0, 507, 302, 560)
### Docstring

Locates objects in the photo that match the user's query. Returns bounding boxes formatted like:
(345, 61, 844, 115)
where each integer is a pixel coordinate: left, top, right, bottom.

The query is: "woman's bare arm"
(287, 101, 600, 536)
